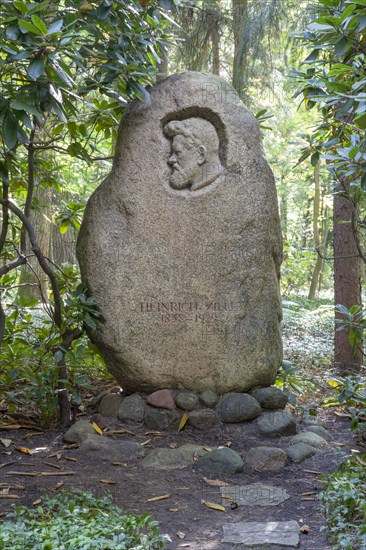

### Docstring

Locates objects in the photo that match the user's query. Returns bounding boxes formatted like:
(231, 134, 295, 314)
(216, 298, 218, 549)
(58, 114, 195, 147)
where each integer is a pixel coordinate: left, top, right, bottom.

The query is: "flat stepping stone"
(286, 442, 317, 464)
(220, 483, 290, 506)
(196, 447, 244, 475)
(256, 410, 296, 436)
(222, 520, 300, 547)
(244, 446, 287, 471)
(141, 444, 208, 470)
(290, 431, 328, 447)
(77, 435, 145, 461)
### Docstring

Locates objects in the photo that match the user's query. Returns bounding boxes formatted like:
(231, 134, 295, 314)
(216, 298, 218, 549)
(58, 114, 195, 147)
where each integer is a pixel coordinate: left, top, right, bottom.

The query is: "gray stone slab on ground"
(220, 483, 290, 506)
(141, 444, 208, 469)
(63, 420, 96, 443)
(77, 71, 283, 394)
(222, 520, 300, 547)
(77, 434, 145, 461)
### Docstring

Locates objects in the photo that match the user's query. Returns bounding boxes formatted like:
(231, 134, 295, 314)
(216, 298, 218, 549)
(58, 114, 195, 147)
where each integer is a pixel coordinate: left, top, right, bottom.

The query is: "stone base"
(97, 386, 290, 432)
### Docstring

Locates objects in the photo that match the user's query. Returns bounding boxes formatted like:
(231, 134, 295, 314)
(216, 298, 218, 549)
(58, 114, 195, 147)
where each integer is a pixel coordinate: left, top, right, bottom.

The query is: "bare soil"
(0, 407, 357, 550)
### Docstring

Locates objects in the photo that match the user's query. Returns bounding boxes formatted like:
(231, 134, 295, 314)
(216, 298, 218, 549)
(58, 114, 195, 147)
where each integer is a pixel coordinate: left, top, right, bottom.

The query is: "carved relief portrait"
(164, 117, 224, 192)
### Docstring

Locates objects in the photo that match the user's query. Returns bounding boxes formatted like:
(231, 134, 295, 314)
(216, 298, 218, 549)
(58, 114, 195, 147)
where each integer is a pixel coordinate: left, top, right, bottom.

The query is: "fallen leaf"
(64, 457, 79, 463)
(23, 432, 44, 440)
(203, 477, 230, 487)
(169, 508, 179, 512)
(47, 451, 62, 460)
(62, 444, 79, 449)
(0, 461, 15, 469)
(355, 455, 366, 466)
(32, 499, 42, 506)
(201, 499, 225, 512)
(0, 484, 24, 490)
(303, 470, 321, 475)
(145, 431, 164, 436)
(178, 411, 189, 433)
(0, 494, 21, 499)
(112, 462, 128, 467)
(6, 471, 75, 477)
(105, 429, 135, 436)
(300, 525, 310, 534)
(100, 479, 117, 485)
(146, 494, 171, 502)
(169, 443, 178, 449)
(53, 482, 64, 491)
(141, 439, 151, 446)
(92, 422, 103, 435)
(0, 439, 12, 448)
(203, 447, 212, 452)
(0, 423, 41, 431)
(43, 461, 62, 470)
(14, 446, 33, 455)
(178, 545, 191, 548)
(176, 532, 186, 539)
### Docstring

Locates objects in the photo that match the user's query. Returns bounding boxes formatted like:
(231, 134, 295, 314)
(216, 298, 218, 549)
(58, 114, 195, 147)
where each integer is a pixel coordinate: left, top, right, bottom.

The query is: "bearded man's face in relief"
(168, 134, 204, 190)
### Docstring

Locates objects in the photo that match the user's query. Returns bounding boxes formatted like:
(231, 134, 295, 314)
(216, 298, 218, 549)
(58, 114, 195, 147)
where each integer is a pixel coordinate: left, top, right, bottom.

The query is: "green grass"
(0, 489, 167, 549)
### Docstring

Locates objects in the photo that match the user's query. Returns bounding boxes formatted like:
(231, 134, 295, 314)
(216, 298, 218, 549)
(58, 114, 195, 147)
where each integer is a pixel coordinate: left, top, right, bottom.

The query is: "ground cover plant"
(0, 489, 167, 549)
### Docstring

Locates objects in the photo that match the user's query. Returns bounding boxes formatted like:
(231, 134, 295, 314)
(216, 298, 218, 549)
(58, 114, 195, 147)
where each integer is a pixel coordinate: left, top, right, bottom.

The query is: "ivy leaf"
(2, 113, 18, 149)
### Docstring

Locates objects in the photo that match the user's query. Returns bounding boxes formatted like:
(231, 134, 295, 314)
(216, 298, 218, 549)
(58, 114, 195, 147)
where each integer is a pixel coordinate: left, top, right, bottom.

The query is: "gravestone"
(77, 72, 282, 394)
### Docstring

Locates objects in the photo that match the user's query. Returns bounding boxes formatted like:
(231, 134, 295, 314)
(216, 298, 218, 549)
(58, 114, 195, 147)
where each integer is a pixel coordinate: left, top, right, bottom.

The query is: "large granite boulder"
(77, 72, 282, 393)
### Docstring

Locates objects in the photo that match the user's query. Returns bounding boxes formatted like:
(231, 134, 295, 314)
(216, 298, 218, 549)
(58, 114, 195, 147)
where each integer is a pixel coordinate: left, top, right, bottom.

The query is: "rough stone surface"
(141, 444, 208, 470)
(199, 390, 219, 408)
(77, 434, 144, 461)
(77, 71, 283, 394)
(218, 393, 262, 423)
(98, 393, 123, 417)
(189, 409, 217, 430)
(63, 420, 96, 443)
(220, 483, 290, 506)
(144, 406, 178, 430)
(251, 387, 288, 409)
(256, 410, 297, 437)
(222, 521, 300, 547)
(175, 391, 199, 410)
(196, 447, 244, 474)
(306, 424, 333, 441)
(244, 446, 287, 471)
(286, 442, 317, 463)
(290, 431, 328, 447)
(146, 389, 175, 410)
(116, 394, 145, 423)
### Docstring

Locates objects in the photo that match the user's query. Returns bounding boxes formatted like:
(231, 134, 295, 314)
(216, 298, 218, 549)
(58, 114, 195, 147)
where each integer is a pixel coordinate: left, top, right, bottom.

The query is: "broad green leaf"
(31, 15, 48, 34)
(335, 36, 350, 56)
(19, 19, 42, 34)
(47, 19, 63, 34)
(2, 113, 18, 149)
(27, 59, 44, 80)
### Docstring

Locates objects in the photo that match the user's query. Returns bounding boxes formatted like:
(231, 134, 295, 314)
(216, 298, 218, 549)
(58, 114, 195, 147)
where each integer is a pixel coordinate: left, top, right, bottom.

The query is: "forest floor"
(0, 405, 358, 549)
(0, 295, 363, 549)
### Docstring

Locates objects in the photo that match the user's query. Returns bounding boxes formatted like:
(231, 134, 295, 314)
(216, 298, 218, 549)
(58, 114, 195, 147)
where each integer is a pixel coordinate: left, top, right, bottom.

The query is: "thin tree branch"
(0, 198, 62, 328)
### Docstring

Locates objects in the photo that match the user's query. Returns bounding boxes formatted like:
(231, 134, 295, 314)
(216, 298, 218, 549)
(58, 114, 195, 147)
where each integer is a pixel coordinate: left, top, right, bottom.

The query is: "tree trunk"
(308, 162, 320, 299)
(232, 0, 248, 97)
(318, 206, 329, 293)
(211, 12, 220, 75)
(18, 185, 52, 301)
(333, 188, 362, 373)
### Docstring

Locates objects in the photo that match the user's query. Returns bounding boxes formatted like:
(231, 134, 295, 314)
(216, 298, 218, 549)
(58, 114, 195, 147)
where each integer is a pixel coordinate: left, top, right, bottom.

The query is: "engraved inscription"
(163, 118, 224, 192)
